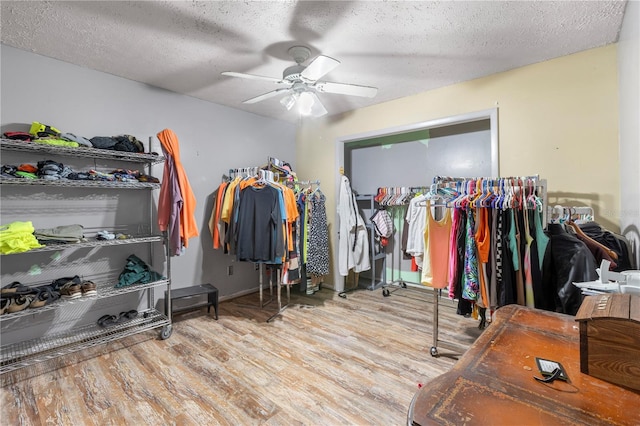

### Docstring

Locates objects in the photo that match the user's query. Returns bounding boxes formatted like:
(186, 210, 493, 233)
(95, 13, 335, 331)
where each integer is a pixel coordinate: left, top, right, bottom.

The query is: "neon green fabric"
(0, 221, 43, 254)
(34, 138, 79, 148)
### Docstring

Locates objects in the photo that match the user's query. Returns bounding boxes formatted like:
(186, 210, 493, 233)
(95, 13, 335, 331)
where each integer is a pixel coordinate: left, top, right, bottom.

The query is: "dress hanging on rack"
(306, 189, 330, 278)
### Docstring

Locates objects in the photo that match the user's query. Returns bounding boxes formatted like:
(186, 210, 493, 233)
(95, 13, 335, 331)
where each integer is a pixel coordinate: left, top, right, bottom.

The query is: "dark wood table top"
(409, 304, 640, 426)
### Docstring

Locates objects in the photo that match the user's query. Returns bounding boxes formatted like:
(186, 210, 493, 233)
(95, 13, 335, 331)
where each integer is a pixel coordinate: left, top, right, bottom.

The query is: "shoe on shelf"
(0, 297, 12, 315)
(81, 281, 97, 297)
(51, 275, 81, 289)
(52, 276, 82, 299)
(59, 285, 81, 299)
(29, 286, 61, 309)
(117, 310, 138, 323)
(1, 281, 34, 295)
(8, 294, 36, 313)
(97, 314, 118, 328)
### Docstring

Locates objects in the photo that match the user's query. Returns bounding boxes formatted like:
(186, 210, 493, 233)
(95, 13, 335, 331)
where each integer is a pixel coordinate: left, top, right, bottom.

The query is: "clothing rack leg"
(430, 289, 467, 358)
(382, 205, 410, 297)
(267, 267, 284, 323)
(259, 263, 263, 307)
(267, 268, 315, 323)
(431, 289, 439, 356)
(236, 263, 273, 309)
(277, 270, 282, 313)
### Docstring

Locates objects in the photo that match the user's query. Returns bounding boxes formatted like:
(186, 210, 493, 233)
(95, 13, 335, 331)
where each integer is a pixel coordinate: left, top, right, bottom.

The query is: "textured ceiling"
(0, 1, 628, 124)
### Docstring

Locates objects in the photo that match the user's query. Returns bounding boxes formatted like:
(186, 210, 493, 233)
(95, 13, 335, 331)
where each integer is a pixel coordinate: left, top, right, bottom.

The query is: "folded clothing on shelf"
(115, 254, 164, 288)
(59, 133, 92, 147)
(0, 221, 43, 254)
(34, 224, 85, 244)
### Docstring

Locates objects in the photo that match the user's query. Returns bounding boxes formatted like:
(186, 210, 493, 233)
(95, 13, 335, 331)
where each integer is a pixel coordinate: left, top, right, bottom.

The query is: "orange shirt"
(209, 181, 228, 249)
(427, 204, 452, 289)
(157, 129, 198, 249)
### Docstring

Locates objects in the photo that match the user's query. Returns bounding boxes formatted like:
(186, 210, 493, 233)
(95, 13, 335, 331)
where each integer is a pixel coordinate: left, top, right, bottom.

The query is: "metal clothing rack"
(379, 176, 548, 357)
(264, 179, 324, 321)
(354, 194, 387, 290)
(222, 158, 318, 322)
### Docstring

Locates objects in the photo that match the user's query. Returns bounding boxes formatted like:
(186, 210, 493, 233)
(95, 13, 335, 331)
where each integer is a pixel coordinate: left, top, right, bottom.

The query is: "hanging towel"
(156, 129, 199, 255)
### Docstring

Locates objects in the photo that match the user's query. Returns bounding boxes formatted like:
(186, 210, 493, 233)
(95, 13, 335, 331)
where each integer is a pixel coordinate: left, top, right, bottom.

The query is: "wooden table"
(408, 304, 640, 425)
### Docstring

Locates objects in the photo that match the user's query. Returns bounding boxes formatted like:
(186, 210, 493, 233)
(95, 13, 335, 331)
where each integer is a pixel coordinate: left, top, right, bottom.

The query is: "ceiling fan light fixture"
(280, 93, 297, 111)
(298, 91, 315, 116)
(224, 45, 376, 118)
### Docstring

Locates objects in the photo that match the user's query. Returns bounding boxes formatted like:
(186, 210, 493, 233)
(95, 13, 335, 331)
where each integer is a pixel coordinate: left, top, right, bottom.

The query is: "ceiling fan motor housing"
(283, 64, 306, 82)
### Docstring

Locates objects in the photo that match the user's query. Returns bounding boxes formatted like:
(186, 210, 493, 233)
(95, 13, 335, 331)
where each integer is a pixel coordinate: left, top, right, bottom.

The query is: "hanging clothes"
(235, 184, 284, 263)
(338, 175, 371, 276)
(489, 208, 500, 309)
(579, 222, 635, 271)
(542, 223, 598, 315)
(208, 181, 229, 250)
(306, 190, 330, 277)
(424, 202, 452, 289)
(462, 209, 479, 302)
(405, 194, 428, 264)
(447, 208, 462, 299)
(157, 128, 198, 256)
(474, 207, 490, 308)
(522, 207, 535, 308)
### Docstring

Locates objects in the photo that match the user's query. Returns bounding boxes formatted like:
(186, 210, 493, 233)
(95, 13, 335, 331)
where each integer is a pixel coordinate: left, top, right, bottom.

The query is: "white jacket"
(338, 175, 371, 276)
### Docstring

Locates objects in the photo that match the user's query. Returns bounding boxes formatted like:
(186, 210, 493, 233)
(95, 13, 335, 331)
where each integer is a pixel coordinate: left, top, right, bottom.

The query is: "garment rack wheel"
(430, 346, 439, 357)
(160, 324, 173, 340)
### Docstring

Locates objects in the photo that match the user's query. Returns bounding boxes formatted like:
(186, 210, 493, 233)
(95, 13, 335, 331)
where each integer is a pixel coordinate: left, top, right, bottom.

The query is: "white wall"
(1, 45, 296, 304)
(618, 0, 640, 268)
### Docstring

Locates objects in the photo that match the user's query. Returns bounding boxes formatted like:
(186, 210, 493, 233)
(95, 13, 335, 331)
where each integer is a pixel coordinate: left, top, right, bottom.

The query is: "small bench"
(166, 283, 218, 319)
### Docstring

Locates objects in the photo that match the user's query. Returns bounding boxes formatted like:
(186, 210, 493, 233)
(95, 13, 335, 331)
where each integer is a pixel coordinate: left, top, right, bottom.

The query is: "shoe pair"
(1, 285, 62, 314)
(306, 285, 320, 295)
(1, 283, 36, 314)
(52, 276, 96, 299)
(97, 310, 138, 328)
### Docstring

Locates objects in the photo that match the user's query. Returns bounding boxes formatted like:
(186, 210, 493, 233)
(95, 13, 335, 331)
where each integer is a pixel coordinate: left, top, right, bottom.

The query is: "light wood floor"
(1, 286, 483, 425)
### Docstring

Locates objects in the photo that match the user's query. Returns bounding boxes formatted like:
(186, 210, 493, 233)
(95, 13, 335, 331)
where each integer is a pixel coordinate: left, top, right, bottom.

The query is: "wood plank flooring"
(1, 286, 483, 425)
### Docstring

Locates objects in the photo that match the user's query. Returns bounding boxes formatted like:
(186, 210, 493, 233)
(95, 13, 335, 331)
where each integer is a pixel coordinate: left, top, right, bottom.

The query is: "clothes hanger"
(565, 219, 619, 260)
(450, 180, 467, 208)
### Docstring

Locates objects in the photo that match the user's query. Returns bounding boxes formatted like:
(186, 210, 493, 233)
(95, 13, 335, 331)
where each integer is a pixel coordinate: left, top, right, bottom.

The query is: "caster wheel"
(430, 346, 439, 357)
(160, 324, 173, 340)
(382, 289, 390, 297)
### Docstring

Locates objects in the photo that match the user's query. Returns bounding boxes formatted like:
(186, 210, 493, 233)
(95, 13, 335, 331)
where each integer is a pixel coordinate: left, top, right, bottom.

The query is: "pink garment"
(448, 208, 461, 298)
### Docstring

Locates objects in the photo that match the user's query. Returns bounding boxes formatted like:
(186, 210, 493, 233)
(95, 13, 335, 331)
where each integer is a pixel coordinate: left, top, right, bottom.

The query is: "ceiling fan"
(221, 46, 378, 117)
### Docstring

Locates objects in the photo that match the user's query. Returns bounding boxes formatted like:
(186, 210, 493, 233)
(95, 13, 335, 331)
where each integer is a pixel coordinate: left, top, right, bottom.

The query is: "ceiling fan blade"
(300, 55, 340, 81)
(243, 88, 290, 104)
(221, 71, 287, 85)
(314, 81, 378, 98)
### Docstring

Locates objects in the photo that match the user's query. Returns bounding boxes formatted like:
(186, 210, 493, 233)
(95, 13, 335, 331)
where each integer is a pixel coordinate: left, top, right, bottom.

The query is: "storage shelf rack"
(0, 137, 172, 375)
(0, 138, 164, 164)
(0, 309, 169, 374)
